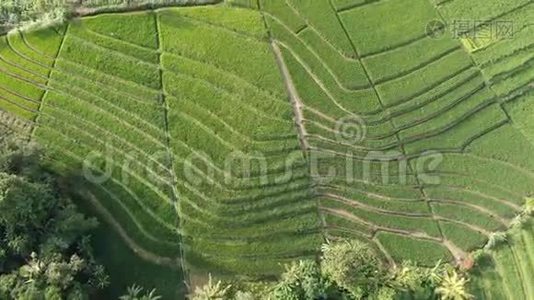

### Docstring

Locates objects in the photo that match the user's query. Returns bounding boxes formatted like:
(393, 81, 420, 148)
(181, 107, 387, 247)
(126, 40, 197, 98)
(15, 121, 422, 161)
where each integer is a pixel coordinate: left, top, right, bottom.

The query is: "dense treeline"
(189, 240, 473, 300)
(0, 0, 221, 33)
(0, 0, 66, 32)
(0, 131, 108, 299)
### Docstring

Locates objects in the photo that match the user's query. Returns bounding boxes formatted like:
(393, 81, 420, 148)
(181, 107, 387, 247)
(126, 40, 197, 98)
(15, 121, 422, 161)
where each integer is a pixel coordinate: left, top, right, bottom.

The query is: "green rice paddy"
(0, 0, 533, 298)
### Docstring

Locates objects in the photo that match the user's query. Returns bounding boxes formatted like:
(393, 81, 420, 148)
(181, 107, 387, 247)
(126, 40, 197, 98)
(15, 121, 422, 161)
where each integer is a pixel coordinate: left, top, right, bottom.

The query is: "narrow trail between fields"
(271, 41, 310, 154)
(268, 37, 331, 243)
(154, 11, 192, 288)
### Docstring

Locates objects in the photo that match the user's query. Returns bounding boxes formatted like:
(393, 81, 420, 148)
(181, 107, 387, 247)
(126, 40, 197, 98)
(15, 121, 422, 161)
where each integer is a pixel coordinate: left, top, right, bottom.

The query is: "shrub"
(321, 239, 386, 298)
(271, 260, 329, 300)
(190, 274, 232, 300)
(119, 284, 162, 300)
(0, 0, 67, 33)
(0, 133, 107, 299)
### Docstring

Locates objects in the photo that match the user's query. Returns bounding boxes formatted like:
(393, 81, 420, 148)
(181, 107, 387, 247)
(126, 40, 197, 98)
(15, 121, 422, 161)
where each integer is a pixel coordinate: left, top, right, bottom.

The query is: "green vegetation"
(436, 0, 534, 98)
(0, 132, 108, 299)
(262, 0, 533, 271)
(0, 0, 223, 33)
(2, 4, 317, 286)
(1, 0, 534, 298)
(120, 285, 162, 300)
(74, 197, 185, 299)
(339, 0, 440, 56)
(321, 239, 386, 297)
(0, 0, 66, 33)
(189, 239, 472, 300)
(469, 221, 534, 300)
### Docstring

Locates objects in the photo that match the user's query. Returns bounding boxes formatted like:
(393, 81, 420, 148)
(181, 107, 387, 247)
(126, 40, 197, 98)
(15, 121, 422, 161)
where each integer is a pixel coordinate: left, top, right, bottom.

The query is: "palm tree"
(142, 289, 162, 300)
(120, 285, 142, 300)
(281, 261, 302, 285)
(92, 265, 110, 289)
(424, 259, 445, 287)
(19, 252, 45, 283)
(120, 284, 162, 300)
(190, 274, 232, 300)
(435, 270, 473, 300)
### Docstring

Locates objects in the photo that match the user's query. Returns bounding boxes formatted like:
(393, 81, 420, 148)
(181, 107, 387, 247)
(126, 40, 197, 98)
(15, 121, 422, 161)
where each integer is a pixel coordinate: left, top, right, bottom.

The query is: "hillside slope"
(256, 0, 534, 266)
(0, 1, 533, 289)
(470, 221, 534, 300)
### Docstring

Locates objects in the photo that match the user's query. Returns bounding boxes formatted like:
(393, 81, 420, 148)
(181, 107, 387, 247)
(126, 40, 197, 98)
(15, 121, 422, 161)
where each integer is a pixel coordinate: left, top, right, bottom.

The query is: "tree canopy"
(0, 132, 108, 299)
(0, 0, 67, 32)
(188, 239, 473, 300)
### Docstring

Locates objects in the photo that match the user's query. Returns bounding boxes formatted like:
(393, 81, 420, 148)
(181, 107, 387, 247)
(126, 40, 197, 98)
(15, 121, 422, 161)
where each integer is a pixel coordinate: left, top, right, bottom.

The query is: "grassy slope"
(157, 6, 322, 279)
(259, 0, 534, 266)
(91, 225, 184, 299)
(0, 1, 533, 296)
(469, 221, 534, 300)
(71, 193, 185, 300)
(1, 4, 321, 287)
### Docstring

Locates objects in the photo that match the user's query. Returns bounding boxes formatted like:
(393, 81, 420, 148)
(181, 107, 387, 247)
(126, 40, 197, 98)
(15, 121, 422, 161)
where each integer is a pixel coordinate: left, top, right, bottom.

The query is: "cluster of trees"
(0, 0, 67, 33)
(190, 240, 473, 300)
(0, 0, 222, 33)
(0, 132, 109, 299)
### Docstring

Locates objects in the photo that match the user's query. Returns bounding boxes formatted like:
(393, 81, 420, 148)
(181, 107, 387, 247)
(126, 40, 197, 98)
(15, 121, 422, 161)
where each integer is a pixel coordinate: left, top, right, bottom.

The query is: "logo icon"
(426, 20, 446, 39)
(335, 115, 367, 145)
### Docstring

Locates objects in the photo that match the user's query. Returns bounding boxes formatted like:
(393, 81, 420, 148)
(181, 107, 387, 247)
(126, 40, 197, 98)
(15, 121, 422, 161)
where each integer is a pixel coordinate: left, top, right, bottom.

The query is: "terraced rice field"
(261, 0, 534, 267)
(470, 221, 534, 300)
(0, 0, 533, 290)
